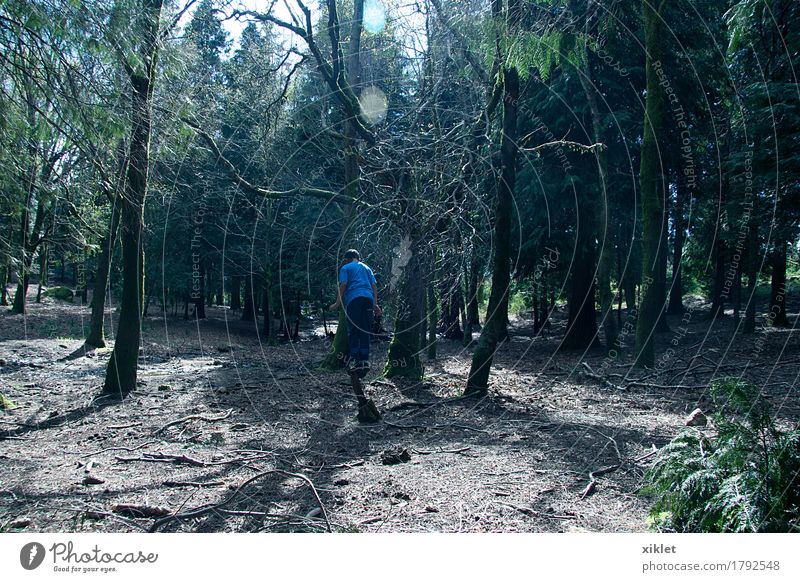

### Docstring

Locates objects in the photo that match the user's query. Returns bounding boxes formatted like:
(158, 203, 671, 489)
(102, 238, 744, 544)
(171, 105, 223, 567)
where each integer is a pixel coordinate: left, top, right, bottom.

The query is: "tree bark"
(321, 0, 364, 369)
(36, 242, 48, 303)
(427, 278, 437, 359)
(743, 219, 759, 333)
(466, 4, 518, 394)
(86, 197, 121, 348)
(667, 176, 687, 314)
(102, 0, 163, 398)
(634, 0, 667, 368)
(386, 231, 424, 380)
(230, 275, 242, 311)
(572, 0, 615, 351)
(242, 273, 255, 321)
(769, 241, 789, 327)
(466, 243, 481, 329)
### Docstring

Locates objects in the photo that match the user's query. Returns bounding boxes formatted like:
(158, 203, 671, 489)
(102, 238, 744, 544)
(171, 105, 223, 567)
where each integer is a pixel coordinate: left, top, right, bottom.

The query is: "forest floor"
(1, 292, 798, 533)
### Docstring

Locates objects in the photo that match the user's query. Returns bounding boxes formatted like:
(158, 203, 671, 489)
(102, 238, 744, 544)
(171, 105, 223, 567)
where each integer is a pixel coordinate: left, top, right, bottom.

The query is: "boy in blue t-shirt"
(328, 249, 382, 374)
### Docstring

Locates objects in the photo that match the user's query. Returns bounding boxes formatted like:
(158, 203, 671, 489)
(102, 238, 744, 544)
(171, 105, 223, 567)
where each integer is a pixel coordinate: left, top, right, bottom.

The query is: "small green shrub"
(0, 393, 16, 410)
(644, 378, 800, 532)
(43, 286, 74, 301)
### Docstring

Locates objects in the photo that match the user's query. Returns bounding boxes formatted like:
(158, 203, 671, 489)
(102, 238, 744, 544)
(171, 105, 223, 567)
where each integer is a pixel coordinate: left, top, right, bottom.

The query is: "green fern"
(644, 378, 800, 532)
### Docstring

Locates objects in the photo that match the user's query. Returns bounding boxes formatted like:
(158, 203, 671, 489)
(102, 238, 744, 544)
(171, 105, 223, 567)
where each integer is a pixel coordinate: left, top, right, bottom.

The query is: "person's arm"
(372, 282, 382, 317)
(329, 282, 347, 311)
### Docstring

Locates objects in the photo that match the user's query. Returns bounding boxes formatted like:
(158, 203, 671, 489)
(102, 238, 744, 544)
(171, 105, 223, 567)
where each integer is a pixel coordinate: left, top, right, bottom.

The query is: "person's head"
(344, 249, 360, 263)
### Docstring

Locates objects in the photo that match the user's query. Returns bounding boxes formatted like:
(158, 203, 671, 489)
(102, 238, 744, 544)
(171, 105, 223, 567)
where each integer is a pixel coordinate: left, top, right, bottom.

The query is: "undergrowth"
(644, 378, 800, 532)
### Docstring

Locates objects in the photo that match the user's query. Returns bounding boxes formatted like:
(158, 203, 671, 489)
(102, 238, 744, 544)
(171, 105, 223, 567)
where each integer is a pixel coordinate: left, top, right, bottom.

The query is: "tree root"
(149, 469, 331, 533)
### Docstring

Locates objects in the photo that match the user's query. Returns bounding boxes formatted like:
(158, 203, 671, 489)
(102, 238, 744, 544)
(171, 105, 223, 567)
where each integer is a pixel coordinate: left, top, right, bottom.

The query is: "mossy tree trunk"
(385, 231, 424, 380)
(563, 157, 598, 350)
(572, 0, 614, 352)
(36, 241, 48, 303)
(102, 0, 163, 398)
(86, 196, 120, 347)
(0, 264, 9, 306)
(634, 0, 667, 368)
(466, 51, 518, 394)
(321, 308, 349, 369)
(321, 0, 364, 370)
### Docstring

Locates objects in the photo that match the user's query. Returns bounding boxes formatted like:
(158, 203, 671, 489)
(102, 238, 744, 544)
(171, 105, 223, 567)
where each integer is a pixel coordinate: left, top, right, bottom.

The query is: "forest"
(0, 0, 798, 534)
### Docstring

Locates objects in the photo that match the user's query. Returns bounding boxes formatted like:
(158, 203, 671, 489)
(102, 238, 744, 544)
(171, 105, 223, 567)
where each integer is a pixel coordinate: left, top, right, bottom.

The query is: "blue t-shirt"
(339, 261, 377, 306)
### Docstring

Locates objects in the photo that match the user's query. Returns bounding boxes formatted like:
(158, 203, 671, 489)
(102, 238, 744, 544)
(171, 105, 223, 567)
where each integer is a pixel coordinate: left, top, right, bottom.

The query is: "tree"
(102, 0, 164, 398)
(634, 0, 667, 368)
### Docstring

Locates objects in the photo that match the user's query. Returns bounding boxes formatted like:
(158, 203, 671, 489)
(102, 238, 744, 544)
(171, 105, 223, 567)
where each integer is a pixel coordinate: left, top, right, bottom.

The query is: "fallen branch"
(383, 420, 489, 433)
(163, 480, 226, 488)
(412, 447, 472, 455)
(580, 464, 621, 499)
(115, 452, 207, 467)
(579, 363, 624, 390)
(112, 504, 172, 518)
(153, 409, 233, 435)
(499, 502, 578, 520)
(149, 469, 331, 533)
(108, 422, 142, 430)
(81, 440, 156, 458)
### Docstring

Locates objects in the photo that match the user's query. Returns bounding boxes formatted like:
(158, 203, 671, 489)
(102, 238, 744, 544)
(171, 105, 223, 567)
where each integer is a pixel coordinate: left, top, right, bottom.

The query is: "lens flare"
(363, 0, 386, 34)
(358, 86, 388, 124)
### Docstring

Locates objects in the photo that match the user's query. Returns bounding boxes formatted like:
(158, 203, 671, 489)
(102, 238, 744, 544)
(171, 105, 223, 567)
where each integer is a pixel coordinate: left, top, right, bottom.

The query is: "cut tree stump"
(349, 371, 381, 423)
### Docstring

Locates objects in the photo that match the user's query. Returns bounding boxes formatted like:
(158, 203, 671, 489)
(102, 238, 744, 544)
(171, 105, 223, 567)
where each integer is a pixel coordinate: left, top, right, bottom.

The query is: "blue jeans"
(346, 297, 373, 363)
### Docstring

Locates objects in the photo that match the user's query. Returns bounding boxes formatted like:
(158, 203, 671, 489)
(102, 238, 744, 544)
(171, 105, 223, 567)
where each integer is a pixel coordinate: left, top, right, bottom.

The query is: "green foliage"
(644, 378, 800, 532)
(0, 393, 17, 410)
(43, 286, 74, 301)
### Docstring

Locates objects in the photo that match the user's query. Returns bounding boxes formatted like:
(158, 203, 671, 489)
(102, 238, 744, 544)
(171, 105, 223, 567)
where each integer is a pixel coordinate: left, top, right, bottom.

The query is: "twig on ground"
(499, 502, 578, 520)
(162, 480, 226, 488)
(81, 440, 156, 458)
(153, 409, 233, 435)
(579, 363, 625, 390)
(580, 464, 621, 499)
(108, 422, 142, 430)
(412, 447, 472, 455)
(149, 469, 331, 533)
(115, 452, 207, 466)
(383, 419, 489, 433)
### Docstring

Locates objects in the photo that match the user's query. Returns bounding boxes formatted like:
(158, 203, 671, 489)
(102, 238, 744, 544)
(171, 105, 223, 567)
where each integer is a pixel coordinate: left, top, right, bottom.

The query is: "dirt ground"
(1, 293, 798, 533)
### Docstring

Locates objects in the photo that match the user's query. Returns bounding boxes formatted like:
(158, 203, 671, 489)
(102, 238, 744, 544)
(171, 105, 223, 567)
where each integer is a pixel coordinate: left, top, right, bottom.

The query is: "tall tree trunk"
(563, 159, 599, 350)
(466, 243, 481, 329)
(466, 15, 518, 395)
(427, 278, 437, 359)
(634, 0, 667, 368)
(242, 273, 255, 321)
(743, 219, 759, 333)
(0, 264, 9, 306)
(386, 231, 424, 380)
(709, 242, 726, 318)
(667, 176, 687, 314)
(572, 0, 615, 351)
(36, 242, 48, 303)
(262, 276, 271, 339)
(769, 241, 789, 327)
(102, 0, 163, 398)
(230, 275, 241, 311)
(440, 275, 464, 340)
(194, 259, 206, 319)
(12, 75, 39, 315)
(655, 213, 670, 332)
(321, 0, 364, 370)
